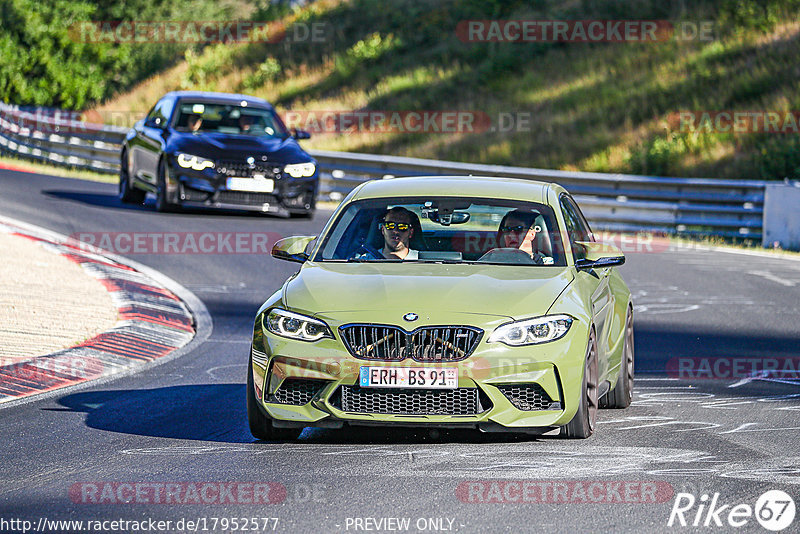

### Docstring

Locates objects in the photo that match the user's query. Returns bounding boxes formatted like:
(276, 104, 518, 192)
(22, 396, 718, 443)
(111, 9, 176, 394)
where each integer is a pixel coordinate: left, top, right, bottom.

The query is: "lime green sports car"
(248, 176, 634, 439)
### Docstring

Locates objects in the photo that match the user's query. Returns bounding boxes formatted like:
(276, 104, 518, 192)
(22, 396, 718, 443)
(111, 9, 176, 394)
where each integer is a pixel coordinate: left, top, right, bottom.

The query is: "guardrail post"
(762, 181, 800, 251)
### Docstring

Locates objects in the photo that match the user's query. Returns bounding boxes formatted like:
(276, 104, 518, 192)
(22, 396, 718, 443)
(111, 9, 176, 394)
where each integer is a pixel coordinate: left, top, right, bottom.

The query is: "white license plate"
(359, 366, 458, 389)
(226, 177, 274, 192)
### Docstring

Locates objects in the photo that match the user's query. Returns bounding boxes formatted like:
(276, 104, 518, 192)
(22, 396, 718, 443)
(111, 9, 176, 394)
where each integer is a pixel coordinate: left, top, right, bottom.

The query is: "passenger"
(239, 114, 253, 133)
(379, 207, 419, 260)
(497, 209, 547, 263)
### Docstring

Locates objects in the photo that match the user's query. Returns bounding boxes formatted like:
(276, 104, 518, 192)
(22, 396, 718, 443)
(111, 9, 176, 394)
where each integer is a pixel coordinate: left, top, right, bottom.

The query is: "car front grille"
(215, 191, 278, 205)
(496, 383, 559, 411)
(267, 379, 327, 405)
(332, 385, 487, 415)
(339, 325, 482, 362)
(216, 160, 276, 179)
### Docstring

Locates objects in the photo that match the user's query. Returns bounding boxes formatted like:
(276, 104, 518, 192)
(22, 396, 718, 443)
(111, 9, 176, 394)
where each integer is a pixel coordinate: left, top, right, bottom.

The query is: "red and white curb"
(0, 215, 212, 405)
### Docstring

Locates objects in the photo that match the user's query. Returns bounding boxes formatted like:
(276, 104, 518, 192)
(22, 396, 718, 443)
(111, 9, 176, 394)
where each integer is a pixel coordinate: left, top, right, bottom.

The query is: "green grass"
(33, 0, 800, 181)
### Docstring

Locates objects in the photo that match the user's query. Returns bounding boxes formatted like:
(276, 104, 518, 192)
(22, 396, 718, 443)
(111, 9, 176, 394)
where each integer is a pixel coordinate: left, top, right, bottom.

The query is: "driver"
(497, 209, 547, 264)
(187, 114, 203, 132)
(379, 207, 419, 260)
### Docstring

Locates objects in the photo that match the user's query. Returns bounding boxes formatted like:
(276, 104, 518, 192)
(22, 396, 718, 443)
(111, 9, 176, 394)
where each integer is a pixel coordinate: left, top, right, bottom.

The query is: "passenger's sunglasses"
(382, 221, 411, 232)
(499, 224, 528, 233)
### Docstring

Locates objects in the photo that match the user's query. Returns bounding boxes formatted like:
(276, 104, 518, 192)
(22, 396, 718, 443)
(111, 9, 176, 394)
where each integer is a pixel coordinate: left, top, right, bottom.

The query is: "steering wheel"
(353, 243, 383, 260)
(477, 247, 542, 264)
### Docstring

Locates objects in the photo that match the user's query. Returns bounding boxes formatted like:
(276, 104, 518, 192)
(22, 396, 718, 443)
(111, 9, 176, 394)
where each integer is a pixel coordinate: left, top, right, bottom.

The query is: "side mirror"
(271, 235, 316, 263)
(292, 128, 311, 140)
(574, 241, 625, 271)
(144, 117, 163, 129)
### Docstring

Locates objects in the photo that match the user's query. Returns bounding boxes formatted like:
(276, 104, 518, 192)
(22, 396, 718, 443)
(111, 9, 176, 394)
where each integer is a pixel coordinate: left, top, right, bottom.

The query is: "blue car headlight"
(283, 162, 316, 178)
(488, 314, 573, 346)
(176, 153, 215, 171)
(264, 308, 333, 342)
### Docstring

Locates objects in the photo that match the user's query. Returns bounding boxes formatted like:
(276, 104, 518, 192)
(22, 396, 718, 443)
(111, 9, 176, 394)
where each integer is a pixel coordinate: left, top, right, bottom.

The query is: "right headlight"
(263, 308, 333, 342)
(488, 314, 573, 346)
(283, 162, 316, 178)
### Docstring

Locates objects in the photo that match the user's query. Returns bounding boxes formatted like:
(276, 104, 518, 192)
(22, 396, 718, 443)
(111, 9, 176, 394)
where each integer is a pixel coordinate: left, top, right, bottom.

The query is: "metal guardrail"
(0, 102, 767, 239)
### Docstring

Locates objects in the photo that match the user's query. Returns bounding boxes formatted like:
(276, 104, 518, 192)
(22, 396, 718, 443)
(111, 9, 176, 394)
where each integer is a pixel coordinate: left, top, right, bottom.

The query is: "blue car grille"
(338, 325, 482, 362)
(216, 160, 276, 178)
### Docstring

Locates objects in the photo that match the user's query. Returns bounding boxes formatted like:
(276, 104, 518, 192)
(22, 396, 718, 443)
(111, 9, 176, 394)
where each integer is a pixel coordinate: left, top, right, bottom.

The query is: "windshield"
(173, 101, 289, 138)
(314, 197, 566, 266)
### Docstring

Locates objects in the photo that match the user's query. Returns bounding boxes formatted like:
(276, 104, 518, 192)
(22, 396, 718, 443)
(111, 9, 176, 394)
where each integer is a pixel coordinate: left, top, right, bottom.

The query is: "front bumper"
(168, 161, 317, 214)
(251, 317, 588, 432)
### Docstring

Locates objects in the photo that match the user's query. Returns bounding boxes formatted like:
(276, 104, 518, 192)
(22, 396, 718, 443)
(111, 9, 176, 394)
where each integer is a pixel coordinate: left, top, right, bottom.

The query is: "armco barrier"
(0, 101, 773, 242)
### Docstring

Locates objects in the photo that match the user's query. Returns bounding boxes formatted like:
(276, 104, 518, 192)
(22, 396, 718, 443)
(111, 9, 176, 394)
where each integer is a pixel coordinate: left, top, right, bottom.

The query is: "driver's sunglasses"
(382, 221, 411, 232)
(500, 224, 527, 233)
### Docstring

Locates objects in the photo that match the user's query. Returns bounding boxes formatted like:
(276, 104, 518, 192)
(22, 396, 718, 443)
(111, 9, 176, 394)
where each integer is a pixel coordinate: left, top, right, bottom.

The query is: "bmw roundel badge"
(403, 313, 418, 322)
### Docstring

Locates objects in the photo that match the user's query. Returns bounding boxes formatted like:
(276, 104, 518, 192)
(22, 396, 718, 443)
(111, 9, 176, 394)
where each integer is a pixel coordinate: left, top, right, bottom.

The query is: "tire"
(246, 357, 301, 441)
(600, 308, 634, 409)
(119, 150, 145, 204)
(155, 158, 178, 213)
(561, 329, 599, 439)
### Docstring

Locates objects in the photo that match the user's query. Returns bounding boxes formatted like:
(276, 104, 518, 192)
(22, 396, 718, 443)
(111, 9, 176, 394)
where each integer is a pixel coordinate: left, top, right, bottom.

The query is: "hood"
(168, 132, 311, 163)
(283, 262, 574, 321)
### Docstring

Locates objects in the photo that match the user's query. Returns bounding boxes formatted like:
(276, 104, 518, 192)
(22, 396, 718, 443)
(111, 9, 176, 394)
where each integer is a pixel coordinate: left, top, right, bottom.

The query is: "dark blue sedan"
(119, 91, 318, 216)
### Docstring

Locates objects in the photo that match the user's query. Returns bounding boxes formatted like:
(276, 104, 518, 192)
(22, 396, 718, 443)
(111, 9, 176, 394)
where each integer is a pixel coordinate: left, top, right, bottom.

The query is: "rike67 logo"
(668, 490, 796, 531)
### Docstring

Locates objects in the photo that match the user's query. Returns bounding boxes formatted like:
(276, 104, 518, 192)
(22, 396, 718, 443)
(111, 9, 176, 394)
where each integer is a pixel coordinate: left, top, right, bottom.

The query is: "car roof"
(164, 91, 274, 109)
(349, 176, 559, 205)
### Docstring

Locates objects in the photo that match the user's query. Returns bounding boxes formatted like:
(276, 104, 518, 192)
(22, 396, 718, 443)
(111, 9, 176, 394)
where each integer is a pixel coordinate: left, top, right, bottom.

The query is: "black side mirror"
(292, 128, 311, 140)
(575, 256, 625, 271)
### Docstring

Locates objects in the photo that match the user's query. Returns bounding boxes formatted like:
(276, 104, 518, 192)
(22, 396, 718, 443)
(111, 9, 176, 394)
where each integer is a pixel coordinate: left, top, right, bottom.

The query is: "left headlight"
(176, 153, 215, 171)
(263, 308, 333, 342)
(283, 162, 316, 178)
(488, 314, 574, 346)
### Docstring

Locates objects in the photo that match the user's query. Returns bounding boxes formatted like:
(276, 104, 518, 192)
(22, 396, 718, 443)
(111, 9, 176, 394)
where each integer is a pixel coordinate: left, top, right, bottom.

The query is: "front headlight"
(176, 153, 215, 171)
(283, 162, 316, 178)
(488, 314, 574, 346)
(264, 308, 333, 342)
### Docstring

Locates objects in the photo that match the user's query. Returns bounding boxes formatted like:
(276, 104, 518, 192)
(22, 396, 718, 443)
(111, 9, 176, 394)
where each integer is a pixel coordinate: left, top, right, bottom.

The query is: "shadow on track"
(51, 385, 555, 444)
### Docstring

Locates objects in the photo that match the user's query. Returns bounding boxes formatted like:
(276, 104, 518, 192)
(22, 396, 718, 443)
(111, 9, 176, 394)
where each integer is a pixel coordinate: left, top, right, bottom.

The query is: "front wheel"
(561, 329, 599, 439)
(600, 308, 634, 409)
(246, 357, 301, 441)
(155, 158, 178, 213)
(119, 150, 145, 204)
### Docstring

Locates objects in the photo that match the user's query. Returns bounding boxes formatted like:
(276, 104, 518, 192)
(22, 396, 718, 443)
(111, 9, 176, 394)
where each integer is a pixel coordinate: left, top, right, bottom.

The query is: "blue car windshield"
(314, 197, 567, 266)
(174, 102, 289, 138)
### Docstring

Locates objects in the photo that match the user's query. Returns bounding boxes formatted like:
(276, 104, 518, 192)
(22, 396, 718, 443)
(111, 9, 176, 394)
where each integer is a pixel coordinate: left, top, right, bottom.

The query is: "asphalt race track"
(1, 168, 800, 533)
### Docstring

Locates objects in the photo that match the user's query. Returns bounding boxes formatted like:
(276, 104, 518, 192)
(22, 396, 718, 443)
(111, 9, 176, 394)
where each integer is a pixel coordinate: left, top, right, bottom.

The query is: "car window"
(315, 196, 566, 266)
(173, 101, 288, 138)
(559, 194, 593, 261)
